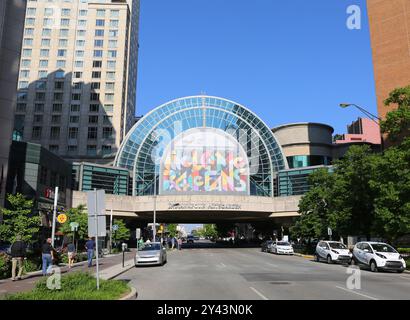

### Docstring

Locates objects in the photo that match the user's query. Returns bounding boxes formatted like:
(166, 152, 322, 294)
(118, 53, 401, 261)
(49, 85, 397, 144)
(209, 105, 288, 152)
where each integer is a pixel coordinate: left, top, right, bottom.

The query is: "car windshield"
(329, 242, 347, 249)
(371, 243, 397, 253)
(140, 243, 161, 251)
(277, 242, 290, 246)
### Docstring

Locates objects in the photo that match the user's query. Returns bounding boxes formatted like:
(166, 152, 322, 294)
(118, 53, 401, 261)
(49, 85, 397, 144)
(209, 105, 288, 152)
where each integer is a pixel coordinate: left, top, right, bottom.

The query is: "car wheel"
(327, 255, 333, 264)
(370, 260, 378, 272)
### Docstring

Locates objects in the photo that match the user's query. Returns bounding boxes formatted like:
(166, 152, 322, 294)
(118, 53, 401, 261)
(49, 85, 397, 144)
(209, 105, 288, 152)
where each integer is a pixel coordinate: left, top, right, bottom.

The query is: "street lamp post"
(339, 103, 384, 152)
(153, 170, 157, 241)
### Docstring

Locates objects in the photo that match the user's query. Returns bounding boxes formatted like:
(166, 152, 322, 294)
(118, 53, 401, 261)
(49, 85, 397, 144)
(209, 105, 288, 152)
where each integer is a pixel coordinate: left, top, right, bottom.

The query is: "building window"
(106, 72, 115, 80)
(105, 82, 115, 91)
(35, 92, 45, 101)
(24, 28, 34, 36)
(27, 7, 36, 15)
(40, 38, 50, 46)
(43, 18, 54, 27)
(69, 116, 79, 123)
(108, 40, 117, 48)
(56, 60, 66, 68)
(78, 20, 87, 27)
(57, 49, 67, 57)
(93, 50, 103, 58)
(25, 18, 35, 26)
(107, 60, 116, 69)
(54, 81, 64, 90)
(110, 10, 119, 18)
(21, 59, 31, 67)
(95, 29, 104, 37)
(107, 50, 117, 58)
(75, 50, 84, 57)
(96, 19, 105, 27)
(20, 69, 30, 78)
(40, 49, 49, 57)
(60, 18, 70, 26)
(23, 38, 33, 46)
(93, 60, 103, 68)
(90, 93, 100, 101)
(54, 93, 63, 101)
(44, 8, 53, 16)
(17, 92, 28, 101)
(76, 40, 85, 47)
(16, 103, 27, 112)
(103, 115, 113, 124)
(42, 28, 52, 37)
(73, 82, 82, 90)
(22, 49, 32, 57)
(104, 93, 114, 102)
(38, 70, 48, 79)
(89, 104, 99, 112)
(71, 104, 80, 112)
(39, 60, 48, 67)
(59, 29, 69, 37)
(59, 39, 68, 47)
(32, 127, 42, 139)
(91, 82, 100, 90)
(34, 114, 43, 123)
(61, 9, 71, 16)
(51, 115, 61, 123)
(94, 39, 103, 47)
(96, 9, 105, 17)
(109, 20, 119, 28)
(87, 145, 97, 156)
(92, 71, 101, 79)
(68, 145, 77, 153)
(88, 116, 98, 124)
(49, 145, 59, 153)
(34, 103, 44, 112)
(75, 60, 84, 68)
(102, 145, 112, 155)
(77, 30, 86, 37)
(103, 105, 113, 113)
(109, 30, 118, 37)
(88, 127, 98, 139)
(18, 81, 29, 89)
(79, 10, 87, 16)
(68, 127, 78, 139)
(50, 127, 60, 139)
(52, 104, 62, 112)
(74, 72, 82, 79)
(36, 81, 47, 90)
(55, 71, 65, 79)
(102, 127, 113, 139)
(71, 93, 81, 101)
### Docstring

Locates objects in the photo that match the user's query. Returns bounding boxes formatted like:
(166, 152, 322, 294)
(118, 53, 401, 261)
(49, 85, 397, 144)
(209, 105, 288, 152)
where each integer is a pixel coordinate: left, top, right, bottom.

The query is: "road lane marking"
(249, 287, 269, 300)
(335, 286, 378, 300)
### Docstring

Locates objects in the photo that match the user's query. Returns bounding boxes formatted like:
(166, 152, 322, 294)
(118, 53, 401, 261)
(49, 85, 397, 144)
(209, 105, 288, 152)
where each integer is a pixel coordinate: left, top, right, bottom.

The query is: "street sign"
(328, 227, 332, 236)
(136, 228, 141, 239)
(112, 224, 119, 231)
(87, 190, 107, 237)
(57, 213, 67, 224)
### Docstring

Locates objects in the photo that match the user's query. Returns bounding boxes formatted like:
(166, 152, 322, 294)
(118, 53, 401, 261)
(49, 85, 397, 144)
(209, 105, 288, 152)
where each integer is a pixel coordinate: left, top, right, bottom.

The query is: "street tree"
(167, 224, 178, 237)
(112, 219, 130, 242)
(0, 193, 40, 245)
(59, 205, 88, 240)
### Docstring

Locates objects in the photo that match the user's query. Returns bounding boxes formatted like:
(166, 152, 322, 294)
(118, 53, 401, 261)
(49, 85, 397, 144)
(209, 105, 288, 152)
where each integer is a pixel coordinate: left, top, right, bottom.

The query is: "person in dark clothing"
(10, 235, 26, 281)
(42, 238, 54, 276)
(85, 237, 95, 267)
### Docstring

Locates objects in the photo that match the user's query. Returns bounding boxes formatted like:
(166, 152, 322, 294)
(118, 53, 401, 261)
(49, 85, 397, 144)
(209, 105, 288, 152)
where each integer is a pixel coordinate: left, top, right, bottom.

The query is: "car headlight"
(331, 250, 339, 254)
(376, 253, 387, 259)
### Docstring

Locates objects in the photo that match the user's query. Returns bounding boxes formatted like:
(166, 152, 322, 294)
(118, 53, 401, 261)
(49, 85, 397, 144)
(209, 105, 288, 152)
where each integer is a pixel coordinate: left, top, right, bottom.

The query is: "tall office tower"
(367, 0, 410, 119)
(13, 0, 139, 164)
(0, 0, 27, 207)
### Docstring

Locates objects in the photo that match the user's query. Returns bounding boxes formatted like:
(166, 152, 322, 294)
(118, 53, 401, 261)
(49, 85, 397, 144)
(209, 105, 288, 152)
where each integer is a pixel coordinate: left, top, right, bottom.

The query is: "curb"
(294, 253, 314, 259)
(119, 285, 137, 300)
(104, 260, 135, 280)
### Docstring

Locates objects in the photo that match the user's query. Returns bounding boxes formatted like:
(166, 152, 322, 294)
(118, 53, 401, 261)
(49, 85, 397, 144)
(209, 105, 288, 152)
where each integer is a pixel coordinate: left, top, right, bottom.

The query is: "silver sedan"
(135, 242, 167, 266)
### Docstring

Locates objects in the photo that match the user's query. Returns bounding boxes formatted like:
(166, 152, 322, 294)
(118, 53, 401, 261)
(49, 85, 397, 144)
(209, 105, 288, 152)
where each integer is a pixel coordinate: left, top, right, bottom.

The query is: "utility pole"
(51, 186, 59, 247)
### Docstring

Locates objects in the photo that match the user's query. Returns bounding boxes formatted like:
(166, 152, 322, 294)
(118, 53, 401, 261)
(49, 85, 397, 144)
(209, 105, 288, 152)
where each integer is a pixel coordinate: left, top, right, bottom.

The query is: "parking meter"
(121, 243, 127, 267)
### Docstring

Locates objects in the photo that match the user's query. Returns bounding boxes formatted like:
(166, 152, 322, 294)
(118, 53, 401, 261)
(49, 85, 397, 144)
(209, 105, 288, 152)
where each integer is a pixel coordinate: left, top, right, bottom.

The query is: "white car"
(271, 241, 294, 255)
(135, 242, 167, 266)
(315, 241, 352, 264)
(352, 242, 406, 273)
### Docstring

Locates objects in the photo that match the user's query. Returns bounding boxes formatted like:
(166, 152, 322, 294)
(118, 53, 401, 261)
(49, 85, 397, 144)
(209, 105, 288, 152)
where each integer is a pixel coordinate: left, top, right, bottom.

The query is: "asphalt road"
(116, 241, 410, 300)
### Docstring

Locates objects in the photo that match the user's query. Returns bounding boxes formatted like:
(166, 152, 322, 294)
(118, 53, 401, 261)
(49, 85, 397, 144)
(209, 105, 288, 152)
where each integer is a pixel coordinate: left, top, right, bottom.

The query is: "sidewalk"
(0, 251, 136, 298)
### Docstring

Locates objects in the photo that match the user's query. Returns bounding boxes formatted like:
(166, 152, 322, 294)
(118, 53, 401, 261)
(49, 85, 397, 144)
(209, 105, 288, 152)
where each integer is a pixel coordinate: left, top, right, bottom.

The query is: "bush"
(6, 272, 130, 300)
(0, 253, 11, 279)
(398, 248, 410, 254)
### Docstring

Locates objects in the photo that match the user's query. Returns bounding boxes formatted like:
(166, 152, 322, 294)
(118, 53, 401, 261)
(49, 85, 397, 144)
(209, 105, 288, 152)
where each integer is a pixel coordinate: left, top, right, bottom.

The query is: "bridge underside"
(71, 191, 301, 224)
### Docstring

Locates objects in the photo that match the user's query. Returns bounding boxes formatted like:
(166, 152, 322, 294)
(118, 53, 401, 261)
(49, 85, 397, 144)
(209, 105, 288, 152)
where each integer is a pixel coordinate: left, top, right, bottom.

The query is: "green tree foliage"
(166, 224, 178, 237)
(198, 224, 218, 239)
(290, 169, 334, 239)
(0, 193, 40, 245)
(59, 205, 88, 240)
(381, 86, 410, 141)
(112, 219, 130, 242)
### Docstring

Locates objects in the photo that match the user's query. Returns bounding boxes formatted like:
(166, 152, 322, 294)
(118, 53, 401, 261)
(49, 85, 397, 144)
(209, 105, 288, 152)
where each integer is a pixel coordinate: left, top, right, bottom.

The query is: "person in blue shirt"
(85, 237, 95, 267)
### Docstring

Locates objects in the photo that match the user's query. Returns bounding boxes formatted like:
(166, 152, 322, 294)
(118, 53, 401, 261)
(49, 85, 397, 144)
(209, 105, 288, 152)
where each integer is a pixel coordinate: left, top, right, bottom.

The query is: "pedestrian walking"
(177, 238, 182, 250)
(10, 235, 26, 281)
(41, 238, 54, 276)
(171, 237, 175, 250)
(67, 241, 76, 269)
(85, 237, 95, 267)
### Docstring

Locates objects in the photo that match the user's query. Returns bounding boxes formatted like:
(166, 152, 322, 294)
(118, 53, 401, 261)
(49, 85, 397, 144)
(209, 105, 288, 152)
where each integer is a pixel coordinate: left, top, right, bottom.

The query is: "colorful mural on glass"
(160, 128, 250, 195)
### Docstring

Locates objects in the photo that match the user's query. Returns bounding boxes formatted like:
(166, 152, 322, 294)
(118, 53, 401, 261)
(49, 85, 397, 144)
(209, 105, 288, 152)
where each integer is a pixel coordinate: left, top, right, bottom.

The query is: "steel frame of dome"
(115, 95, 288, 197)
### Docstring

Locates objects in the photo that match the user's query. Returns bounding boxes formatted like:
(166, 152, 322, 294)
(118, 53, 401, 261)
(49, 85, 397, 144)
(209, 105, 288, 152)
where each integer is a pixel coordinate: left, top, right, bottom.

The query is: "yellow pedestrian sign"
(57, 213, 67, 224)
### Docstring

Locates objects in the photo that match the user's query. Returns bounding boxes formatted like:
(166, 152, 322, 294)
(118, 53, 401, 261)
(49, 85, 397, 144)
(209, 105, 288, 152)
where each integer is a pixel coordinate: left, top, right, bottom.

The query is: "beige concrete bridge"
(71, 191, 301, 224)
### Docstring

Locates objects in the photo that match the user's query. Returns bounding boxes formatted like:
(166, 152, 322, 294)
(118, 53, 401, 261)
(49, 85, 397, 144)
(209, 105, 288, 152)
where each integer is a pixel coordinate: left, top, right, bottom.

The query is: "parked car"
(271, 241, 294, 255)
(187, 235, 195, 244)
(261, 240, 273, 253)
(315, 241, 352, 264)
(135, 242, 167, 266)
(352, 242, 406, 273)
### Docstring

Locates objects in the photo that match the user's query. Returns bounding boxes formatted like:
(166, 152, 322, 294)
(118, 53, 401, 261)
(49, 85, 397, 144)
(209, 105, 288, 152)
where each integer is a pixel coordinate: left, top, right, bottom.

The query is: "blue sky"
(135, 0, 376, 134)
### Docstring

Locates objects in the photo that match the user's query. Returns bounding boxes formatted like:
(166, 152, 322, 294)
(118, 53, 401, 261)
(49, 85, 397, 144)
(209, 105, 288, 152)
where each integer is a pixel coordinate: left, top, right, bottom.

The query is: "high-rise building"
(0, 0, 27, 207)
(367, 0, 410, 118)
(13, 0, 139, 164)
